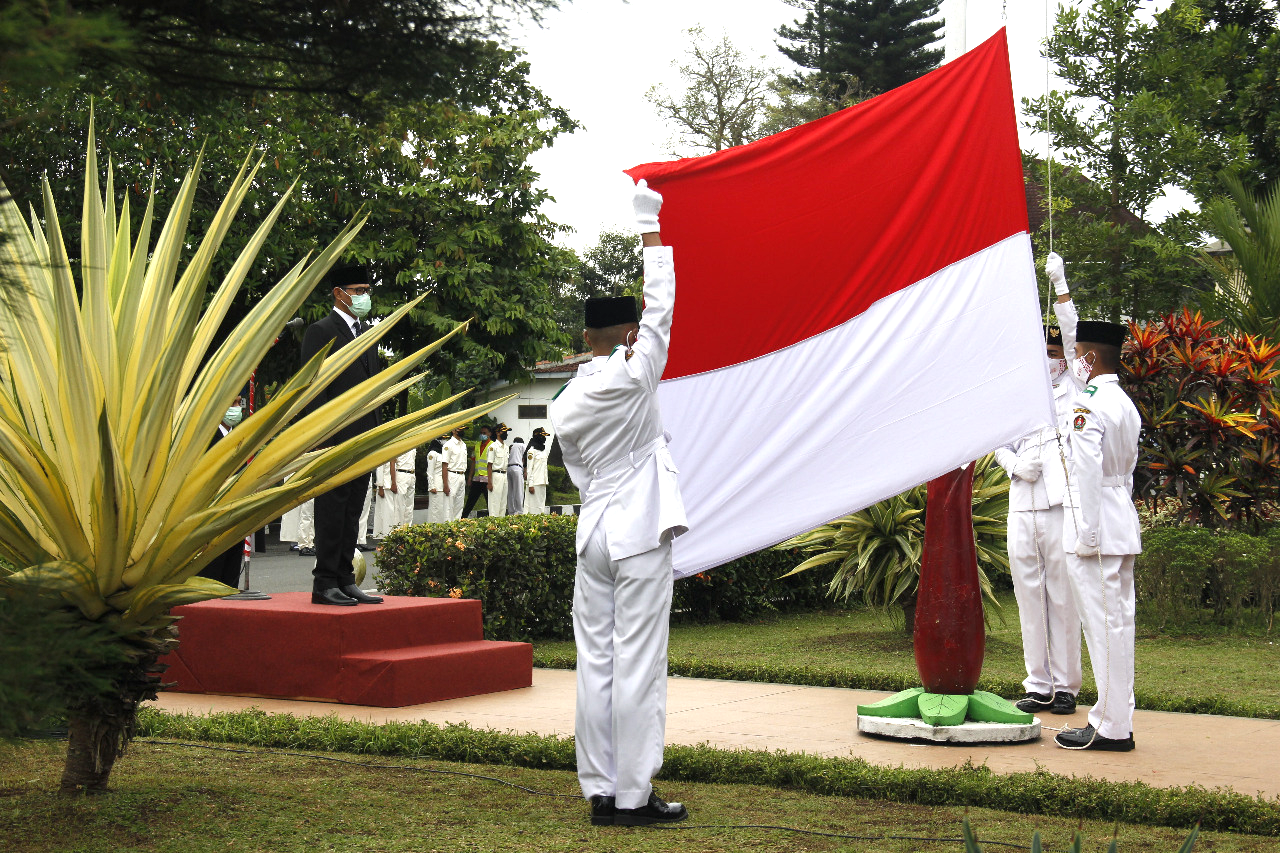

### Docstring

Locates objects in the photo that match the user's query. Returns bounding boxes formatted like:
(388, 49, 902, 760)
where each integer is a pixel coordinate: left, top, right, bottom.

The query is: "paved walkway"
(150, 669, 1280, 801)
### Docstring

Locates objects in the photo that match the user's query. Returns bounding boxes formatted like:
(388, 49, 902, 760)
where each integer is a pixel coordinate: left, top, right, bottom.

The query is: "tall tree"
(549, 230, 643, 346)
(646, 27, 775, 154)
(1024, 0, 1251, 320)
(0, 0, 556, 105)
(1150, 0, 1280, 197)
(776, 0, 943, 97)
(0, 46, 577, 397)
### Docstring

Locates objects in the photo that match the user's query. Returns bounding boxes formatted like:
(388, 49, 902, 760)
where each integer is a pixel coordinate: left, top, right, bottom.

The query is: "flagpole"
(946, 0, 967, 63)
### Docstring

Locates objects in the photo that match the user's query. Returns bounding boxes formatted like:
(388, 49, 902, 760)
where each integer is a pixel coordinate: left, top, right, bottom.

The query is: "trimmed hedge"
(137, 707, 1280, 836)
(1137, 525, 1280, 630)
(377, 515, 830, 641)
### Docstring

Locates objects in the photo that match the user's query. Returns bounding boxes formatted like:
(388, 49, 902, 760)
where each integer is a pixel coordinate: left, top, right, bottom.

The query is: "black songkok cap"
(584, 296, 639, 328)
(325, 264, 370, 288)
(1044, 324, 1063, 346)
(1076, 320, 1127, 348)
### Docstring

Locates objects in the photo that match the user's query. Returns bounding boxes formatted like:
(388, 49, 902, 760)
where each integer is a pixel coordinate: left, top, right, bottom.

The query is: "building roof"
(530, 352, 593, 378)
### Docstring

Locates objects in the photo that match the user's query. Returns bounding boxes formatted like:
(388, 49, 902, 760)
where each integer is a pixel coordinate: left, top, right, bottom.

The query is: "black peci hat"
(1076, 320, 1127, 348)
(325, 264, 370, 289)
(1044, 324, 1063, 346)
(584, 296, 639, 328)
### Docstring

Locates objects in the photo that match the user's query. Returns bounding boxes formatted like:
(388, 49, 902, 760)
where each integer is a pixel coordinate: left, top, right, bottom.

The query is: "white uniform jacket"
(550, 245, 688, 562)
(377, 449, 417, 489)
(490, 441, 509, 474)
(443, 437, 468, 478)
(995, 298, 1082, 510)
(1062, 374, 1143, 555)
(526, 447, 550, 488)
(426, 450, 444, 493)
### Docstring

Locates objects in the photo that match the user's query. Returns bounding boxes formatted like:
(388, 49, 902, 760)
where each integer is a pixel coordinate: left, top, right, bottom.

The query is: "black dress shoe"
(1054, 724, 1135, 751)
(299, 547, 315, 556)
(1051, 691, 1077, 715)
(1015, 692, 1053, 713)
(589, 795, 615, 826)
(341, 584, 383, 604)
(311, 588, 357, 606)
(613, 791, 688, 826)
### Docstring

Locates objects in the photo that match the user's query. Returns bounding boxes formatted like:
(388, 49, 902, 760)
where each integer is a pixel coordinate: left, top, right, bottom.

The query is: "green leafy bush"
(377, 515, 831, 641)
(1137, 526, 1280, 630)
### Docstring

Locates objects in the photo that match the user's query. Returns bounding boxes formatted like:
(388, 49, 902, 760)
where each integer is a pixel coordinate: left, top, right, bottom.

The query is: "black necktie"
(354, 320, 364, 336)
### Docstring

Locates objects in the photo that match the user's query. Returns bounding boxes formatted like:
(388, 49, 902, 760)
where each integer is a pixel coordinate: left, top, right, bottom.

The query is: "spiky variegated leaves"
(0, 123, 507, 631)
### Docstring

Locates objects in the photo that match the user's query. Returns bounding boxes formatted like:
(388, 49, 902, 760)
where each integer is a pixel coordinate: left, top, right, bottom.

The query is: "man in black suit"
(301, 265, 385, 606)
(198, 396, 248, 588)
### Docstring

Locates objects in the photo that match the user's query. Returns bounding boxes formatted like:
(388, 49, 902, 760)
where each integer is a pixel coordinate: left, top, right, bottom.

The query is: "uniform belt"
(591, 435, 666, 479)
(1101, 474, 1128, 487)
(449, 469, 466, 475)
(396, 468, 414, 473)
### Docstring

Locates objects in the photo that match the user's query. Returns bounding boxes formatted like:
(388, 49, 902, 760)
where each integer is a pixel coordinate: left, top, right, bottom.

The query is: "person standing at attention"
(550, 179, 689, 826)
(488, 424, 511, 516)
(525, 427, 551, 515)
(299, 265, 383, 606)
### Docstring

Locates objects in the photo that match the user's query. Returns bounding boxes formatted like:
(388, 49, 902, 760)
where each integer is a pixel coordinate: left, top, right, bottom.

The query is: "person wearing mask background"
(525, 427, 550, 514)
(442, 427, 469, 520)
(506, 436, 527, 515)
(197, 396, 249, 588)
(488, 424, 511, 517)
(299, 265, 383, 606)
(462, 425, 494, 518)
(425, 438, 449, 523)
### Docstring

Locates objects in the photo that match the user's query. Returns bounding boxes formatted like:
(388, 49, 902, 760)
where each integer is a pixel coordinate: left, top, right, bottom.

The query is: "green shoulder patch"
(551, 380, 571, 401)
(1084, 384, 1097, 396)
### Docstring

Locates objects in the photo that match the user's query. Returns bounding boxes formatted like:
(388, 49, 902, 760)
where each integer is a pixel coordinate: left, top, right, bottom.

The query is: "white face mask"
(1047, 357, 1067, 383)
(1071, 353, 1094, 384)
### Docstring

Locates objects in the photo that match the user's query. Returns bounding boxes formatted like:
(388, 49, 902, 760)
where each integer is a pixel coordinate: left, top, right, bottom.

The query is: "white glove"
(632, 179, 662, 233)
(1075, 539, 1099, 558)
(1045, 252, 1069, 295)
(1011, 457, 1044, 482)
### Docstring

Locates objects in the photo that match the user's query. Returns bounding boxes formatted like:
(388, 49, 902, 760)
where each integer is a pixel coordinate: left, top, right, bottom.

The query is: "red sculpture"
(913, 464, 985, 695)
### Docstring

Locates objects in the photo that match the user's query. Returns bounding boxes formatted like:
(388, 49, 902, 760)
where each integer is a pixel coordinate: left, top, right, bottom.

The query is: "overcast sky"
(509, 0, 1184, 254)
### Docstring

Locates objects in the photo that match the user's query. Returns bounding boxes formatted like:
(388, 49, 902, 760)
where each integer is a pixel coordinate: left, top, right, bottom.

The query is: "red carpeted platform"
(159, 592, 532, 707)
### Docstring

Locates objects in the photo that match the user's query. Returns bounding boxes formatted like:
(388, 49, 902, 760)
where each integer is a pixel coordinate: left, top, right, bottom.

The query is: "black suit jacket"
(301, 309, 381, 448)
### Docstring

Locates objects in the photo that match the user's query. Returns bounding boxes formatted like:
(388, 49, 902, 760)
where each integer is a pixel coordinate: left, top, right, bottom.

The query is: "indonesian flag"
(626, 31, 1054, 579)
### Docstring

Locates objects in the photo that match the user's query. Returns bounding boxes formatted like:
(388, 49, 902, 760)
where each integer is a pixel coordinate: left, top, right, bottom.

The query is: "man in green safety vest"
(463, 425, 495, 518)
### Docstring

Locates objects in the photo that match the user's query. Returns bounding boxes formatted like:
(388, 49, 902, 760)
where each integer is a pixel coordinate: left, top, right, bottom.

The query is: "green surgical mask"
(347, 292, 372, 318)
(224, 406, 243, 426)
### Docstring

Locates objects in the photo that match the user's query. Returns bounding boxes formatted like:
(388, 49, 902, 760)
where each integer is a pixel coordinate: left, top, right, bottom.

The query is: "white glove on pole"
(1045, 252, 1069, 295)
(1011, 457, 1044, 482)
(633, 179, 662, 233)
(1075, 539, 1099, 558)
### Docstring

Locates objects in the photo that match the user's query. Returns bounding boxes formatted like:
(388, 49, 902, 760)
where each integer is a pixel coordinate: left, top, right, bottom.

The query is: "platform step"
(340, 640, 532, 706)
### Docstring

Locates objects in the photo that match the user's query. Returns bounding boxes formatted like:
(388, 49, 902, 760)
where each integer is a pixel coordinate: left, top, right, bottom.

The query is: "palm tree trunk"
(60, 712, 126, 794)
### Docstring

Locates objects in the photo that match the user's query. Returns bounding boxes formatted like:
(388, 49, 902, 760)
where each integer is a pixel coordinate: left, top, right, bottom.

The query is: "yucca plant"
(0, 124, 504, 793)
(960, 816, 1200, 853)
(781, 455, 1009, 630)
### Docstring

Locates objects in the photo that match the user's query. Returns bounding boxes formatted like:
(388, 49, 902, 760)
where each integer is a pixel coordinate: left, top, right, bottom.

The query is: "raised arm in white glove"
(1045, 252, 1069, 296)
(1011, 457, 1044, 483)
(633, 178, 662, 233)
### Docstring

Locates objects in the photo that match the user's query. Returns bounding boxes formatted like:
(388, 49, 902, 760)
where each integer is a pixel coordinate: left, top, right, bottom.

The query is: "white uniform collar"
(577, 354, 611, 378)
(1090, 373, 1120, 386)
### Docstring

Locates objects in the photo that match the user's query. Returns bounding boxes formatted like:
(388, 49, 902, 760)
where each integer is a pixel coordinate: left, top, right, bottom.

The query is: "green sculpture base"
(857, 688, 1033, 726)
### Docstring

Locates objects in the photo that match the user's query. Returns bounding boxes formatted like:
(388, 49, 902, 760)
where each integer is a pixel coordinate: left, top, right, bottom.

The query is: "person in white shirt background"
(525, 427, 551, 514)
(488, 423, 511, 517)
(442, 427, 469, 520)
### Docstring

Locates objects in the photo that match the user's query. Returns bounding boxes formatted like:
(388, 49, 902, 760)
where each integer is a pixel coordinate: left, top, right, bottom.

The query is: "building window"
(518, 405, 548, 420)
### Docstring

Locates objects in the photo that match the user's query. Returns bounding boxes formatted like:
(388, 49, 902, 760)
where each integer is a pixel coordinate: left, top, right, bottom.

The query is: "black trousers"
(462, 479, 489, 518)
(197, 542, 243, 588)
(312, 472, 370, 592)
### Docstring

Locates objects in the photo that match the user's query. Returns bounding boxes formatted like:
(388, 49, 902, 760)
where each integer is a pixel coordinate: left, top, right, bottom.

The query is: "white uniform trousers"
(280, 499, 315, 548)
(1007, 505, 1082, 697)
(1065, 551, 1136, 740)
(357, 479, 373, 544)
(427, 490, 449, 524)
(526, 484, 547, 515)
(375, 482, 415, 536)
(448, 472, 467, 520)
(573, 524, 673, 809)
(488, 473, 508, 517)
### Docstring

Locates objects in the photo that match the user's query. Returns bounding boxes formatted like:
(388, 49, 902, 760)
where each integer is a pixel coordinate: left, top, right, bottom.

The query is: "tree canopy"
(777, 0, 943, 97)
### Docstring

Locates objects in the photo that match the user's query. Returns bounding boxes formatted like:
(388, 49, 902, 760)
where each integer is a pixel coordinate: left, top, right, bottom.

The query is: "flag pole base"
(858, 714, 1040, 744)
(856, 687, 1041, 743)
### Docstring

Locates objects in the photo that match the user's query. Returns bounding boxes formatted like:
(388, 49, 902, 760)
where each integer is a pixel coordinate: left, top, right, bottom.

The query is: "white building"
(475, 352, 592, 446)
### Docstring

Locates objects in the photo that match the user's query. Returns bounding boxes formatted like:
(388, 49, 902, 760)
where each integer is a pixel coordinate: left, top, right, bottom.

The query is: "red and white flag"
(626, 31, 1054, 579)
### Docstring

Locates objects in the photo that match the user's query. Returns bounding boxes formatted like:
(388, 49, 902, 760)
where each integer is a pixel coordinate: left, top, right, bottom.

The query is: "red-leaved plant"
(1124, 308, 1280, 529)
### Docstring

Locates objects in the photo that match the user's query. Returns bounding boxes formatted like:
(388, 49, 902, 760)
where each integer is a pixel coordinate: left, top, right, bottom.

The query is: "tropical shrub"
(376, 515, 830, 641)
(1124, 308, 1280, 528)
(1199, 171, 1280, 342)
(0, 126, 497, 792)
(780, 455, 1010, 626)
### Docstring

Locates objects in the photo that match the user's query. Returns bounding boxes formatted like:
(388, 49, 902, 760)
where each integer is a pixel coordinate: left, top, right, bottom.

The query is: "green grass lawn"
(534, 591, 1280, 715)
(2, 739, 1265, 853)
